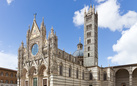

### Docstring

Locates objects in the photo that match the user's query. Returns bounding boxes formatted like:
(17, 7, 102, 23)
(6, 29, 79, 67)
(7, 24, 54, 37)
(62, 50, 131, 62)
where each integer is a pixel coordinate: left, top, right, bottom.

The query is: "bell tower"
(84, 5, 98, 67)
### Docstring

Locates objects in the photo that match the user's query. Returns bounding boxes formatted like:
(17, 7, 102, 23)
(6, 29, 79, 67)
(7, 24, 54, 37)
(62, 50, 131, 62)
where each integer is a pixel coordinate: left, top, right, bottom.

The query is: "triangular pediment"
(30, 20, 40, 39)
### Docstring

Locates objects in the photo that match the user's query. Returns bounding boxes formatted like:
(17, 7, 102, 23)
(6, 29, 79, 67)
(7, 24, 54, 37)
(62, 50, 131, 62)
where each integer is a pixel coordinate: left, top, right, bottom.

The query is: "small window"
(5, 80, 8, 83)
(69, 67, 71, 77)
(69, 56, 71, 61)
(87, 39, 91, 44)
(87, 32, 91, 38)
(88, 53, 90, 57)
(98, 71, 100, 80)
(0, 80, 3, 83)
(59, 65, 63, 76)
(76, 69, 79, 79)
(104, 72, 107, 81)
(88, 47, 90, 51)
(82, 71, 84, 80)
(89, 72, 93, 80)
(10, 80, 13, 84)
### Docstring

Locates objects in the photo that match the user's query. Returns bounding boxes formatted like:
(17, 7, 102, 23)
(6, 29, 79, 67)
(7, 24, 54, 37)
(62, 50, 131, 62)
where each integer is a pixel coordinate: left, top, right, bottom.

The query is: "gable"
(30, 21, 40, 39)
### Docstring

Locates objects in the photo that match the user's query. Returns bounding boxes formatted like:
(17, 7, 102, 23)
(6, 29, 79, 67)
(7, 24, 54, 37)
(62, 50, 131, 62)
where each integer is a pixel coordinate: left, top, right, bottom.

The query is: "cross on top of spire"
(34, 13, 37, 20)
(79, 37, 81, 43)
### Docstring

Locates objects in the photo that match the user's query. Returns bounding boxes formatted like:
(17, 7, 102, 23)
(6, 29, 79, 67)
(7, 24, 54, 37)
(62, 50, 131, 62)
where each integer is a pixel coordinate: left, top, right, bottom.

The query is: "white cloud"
(108, 22, 137, 65)
(0, 51, 17, 70)
(73, 5, 89, 26)
(73, 0, 137, 31)
(96, 0, 106, 3)
(6, 0, 14, 5)
(96, 0, 137, 31)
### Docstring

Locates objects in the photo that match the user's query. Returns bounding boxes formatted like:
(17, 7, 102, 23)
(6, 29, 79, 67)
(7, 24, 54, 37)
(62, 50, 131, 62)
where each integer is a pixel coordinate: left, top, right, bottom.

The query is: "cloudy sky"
(0, 0, 137, 70)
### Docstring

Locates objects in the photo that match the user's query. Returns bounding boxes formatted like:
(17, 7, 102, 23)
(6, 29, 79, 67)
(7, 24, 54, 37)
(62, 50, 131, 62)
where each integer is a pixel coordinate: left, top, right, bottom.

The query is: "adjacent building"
(17, 5, 137, 86)
(0, 67, 17, 86)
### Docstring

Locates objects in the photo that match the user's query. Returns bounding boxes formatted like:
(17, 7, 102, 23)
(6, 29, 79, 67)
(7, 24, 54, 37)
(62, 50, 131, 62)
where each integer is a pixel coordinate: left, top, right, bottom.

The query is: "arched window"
(76, 68, 79, 79)
(11, 73, 13, 77)
(104, 72, 107, 81)
(82, 71, 84, 80)
(89, 72, 93, 80)
(0, 72, 3, 76)
(59, 64, 63, 76)
(69, 66, 71, 77)
(6, 73, 8, 77)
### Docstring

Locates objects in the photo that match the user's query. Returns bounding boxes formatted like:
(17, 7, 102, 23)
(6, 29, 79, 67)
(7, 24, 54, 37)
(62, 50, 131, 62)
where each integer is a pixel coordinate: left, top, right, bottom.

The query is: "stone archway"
(132, 68, 137, 86)
(116, 69, 129, 86)
(38, 64, 46, 86)
(21, 68, 27, 86)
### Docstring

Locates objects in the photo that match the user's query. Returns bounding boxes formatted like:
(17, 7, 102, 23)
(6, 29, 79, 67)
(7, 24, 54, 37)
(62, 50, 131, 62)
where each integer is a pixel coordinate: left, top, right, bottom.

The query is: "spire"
(40, 17, 45, 29)
(28, 25, 30, 31)
(21, 41, 24, 48)
(51, 26, 54, 35)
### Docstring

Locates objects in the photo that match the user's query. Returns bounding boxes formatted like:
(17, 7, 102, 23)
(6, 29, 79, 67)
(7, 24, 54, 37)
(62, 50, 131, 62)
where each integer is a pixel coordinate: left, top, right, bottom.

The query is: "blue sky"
(1, 0, 137, 70)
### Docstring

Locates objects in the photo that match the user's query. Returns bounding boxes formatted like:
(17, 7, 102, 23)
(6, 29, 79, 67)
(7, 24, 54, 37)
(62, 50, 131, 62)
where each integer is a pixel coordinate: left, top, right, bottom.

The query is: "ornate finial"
(51, 26, 54, 34)
(79, 37, 81, 43)
(34, 13, 37, 20)
(21, 41, 24, 47)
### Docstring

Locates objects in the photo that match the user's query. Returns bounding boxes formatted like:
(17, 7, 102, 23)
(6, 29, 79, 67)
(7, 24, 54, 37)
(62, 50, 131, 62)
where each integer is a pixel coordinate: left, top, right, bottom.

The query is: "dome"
(73, 50, 83, 57)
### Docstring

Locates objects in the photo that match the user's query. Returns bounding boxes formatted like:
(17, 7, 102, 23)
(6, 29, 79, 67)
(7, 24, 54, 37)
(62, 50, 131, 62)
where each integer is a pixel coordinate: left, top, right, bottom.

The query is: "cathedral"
(17, 5, 137, 86)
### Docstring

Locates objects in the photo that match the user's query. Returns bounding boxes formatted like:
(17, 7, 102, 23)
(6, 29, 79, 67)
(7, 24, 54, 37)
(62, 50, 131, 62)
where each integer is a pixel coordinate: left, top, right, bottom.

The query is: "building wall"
(0, 68, 17, 86)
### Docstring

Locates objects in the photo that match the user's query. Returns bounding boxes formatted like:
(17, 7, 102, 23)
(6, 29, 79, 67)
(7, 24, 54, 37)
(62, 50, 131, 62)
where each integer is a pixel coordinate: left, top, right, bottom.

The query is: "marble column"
(129, 73, 132, 86)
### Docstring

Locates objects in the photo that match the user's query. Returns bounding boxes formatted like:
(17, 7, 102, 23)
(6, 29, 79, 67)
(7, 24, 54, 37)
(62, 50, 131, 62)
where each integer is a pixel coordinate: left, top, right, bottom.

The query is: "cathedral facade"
(17, 5, 137, 86)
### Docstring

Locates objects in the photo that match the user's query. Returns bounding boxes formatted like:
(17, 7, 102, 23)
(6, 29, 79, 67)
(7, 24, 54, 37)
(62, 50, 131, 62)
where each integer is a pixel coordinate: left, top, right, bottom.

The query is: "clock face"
(32, 44, 39, 55)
